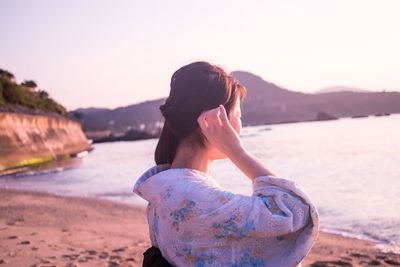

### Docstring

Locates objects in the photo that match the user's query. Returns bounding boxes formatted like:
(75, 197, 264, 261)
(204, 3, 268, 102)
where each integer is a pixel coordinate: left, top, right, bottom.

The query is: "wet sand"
(0, 188, 399, 267)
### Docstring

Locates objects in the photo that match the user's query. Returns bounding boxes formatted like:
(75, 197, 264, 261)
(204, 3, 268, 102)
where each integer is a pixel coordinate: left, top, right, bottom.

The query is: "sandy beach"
(0, 188, 399, 267)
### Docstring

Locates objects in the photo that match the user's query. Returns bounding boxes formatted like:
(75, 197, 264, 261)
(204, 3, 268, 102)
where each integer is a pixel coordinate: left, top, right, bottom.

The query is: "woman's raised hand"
(198, 104, 276, 180)
(197, 105, 244, 157)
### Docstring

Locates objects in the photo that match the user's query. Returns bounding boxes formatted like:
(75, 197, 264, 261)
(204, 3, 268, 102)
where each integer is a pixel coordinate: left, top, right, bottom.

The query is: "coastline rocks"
(0, 112, 91, 174)
(315, 111, 338, 121)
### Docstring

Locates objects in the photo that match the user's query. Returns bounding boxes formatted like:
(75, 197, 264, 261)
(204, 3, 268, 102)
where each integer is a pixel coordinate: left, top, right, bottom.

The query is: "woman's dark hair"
(155, 61, 246, 165)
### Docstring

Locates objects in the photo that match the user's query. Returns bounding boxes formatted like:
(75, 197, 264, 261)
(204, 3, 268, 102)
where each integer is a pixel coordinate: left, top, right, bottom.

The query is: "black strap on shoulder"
(143, 246, 173, 267)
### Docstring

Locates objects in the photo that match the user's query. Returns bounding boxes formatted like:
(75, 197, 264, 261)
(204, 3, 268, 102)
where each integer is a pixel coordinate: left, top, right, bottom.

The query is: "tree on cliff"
(21, 80, 38, 89)
(0, 67, 68, 116)
(0, 69, 15, 82)
(38, 89, 49, 99)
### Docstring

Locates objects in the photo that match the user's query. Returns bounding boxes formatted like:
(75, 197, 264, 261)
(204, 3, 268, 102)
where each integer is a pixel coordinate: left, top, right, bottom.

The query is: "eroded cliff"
(0, 112, 90, 172)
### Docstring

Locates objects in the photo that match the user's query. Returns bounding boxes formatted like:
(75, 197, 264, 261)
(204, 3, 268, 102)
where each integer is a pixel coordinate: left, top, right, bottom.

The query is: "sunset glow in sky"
(1, 0, 399, 110)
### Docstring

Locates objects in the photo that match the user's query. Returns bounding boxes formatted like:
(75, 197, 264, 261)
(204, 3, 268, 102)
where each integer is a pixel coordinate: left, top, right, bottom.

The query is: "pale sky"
(1, 0, 399, 110)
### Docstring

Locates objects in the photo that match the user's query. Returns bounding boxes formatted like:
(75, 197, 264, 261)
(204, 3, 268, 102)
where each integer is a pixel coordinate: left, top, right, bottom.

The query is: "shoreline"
(316, 228, 400, 255)
(1, 188, 399, 267)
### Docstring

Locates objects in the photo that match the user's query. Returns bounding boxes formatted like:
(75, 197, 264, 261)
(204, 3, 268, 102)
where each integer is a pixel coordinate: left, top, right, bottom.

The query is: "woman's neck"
(170, 142, 212, 174)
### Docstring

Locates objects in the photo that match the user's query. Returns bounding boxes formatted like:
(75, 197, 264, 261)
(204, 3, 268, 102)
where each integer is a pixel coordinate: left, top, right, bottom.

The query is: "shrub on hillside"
(21, 80, 38, 89)
(0, 80, 5, 106)
(0, 68, 68, 116)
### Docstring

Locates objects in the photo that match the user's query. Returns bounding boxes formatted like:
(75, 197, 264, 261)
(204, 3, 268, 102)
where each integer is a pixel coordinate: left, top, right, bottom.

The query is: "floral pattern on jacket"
(133, 164, 319, 267)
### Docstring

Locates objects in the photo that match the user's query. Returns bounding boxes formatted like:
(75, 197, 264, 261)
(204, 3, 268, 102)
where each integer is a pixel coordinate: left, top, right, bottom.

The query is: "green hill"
(0, 68, 67, 116)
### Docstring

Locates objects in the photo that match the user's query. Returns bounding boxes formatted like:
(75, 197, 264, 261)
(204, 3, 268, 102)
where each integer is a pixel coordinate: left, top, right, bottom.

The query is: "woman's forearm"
(227, 146, 277, 181)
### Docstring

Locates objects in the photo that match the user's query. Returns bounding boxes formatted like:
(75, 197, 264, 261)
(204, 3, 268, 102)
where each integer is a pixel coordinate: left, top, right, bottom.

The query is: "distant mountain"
(74, 107, 111, 114)
(230, 71, 301, 98)
(315, 86, 370, 94)
(231, 72, 400, 125)
(71, 71, 400, 140)
(231, 71, 311, 125)
(71, 99, 165, 134)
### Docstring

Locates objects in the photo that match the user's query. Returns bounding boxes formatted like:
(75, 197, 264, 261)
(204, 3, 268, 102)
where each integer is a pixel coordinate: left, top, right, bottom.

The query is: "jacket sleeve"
(199, 175, 316, 239)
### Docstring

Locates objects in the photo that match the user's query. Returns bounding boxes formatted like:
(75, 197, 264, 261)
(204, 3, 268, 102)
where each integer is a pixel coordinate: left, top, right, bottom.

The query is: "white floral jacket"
(133, 164, 319, 267)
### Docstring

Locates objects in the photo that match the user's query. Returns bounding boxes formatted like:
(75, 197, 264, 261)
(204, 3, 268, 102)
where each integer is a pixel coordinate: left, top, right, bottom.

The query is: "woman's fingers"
(206, 108, 220, 127)
(196, 105, 243, 157)
(197, 105, 230, 132)
(218, 105, 229, 126)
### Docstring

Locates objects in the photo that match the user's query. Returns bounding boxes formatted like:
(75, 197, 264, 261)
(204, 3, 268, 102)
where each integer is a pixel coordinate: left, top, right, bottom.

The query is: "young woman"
(134, 61, 319, 267)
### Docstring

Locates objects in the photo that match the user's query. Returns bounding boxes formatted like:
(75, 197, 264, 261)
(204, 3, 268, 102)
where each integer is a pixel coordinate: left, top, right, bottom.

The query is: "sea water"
(1, 114, 399, 249)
